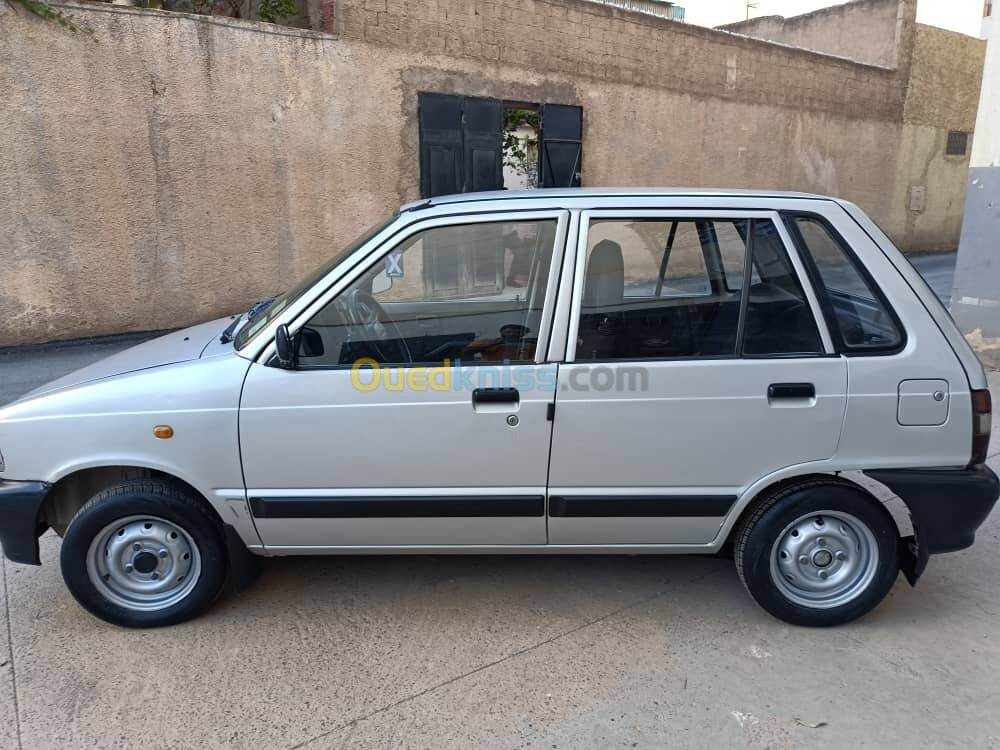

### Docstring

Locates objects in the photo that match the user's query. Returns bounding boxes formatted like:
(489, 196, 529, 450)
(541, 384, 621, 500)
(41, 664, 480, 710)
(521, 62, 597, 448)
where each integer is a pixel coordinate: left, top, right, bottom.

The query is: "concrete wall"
(951, 12, 1000, 367)
(717, 0, 902, 68)
(0, 0, 978, 345)
(889, 24, 986, 250)
(720, 6, 985, 252)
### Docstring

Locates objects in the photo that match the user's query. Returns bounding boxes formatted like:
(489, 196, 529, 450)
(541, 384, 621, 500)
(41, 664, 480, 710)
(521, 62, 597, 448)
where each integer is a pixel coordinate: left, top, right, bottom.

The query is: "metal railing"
(585, 0, 685, 22)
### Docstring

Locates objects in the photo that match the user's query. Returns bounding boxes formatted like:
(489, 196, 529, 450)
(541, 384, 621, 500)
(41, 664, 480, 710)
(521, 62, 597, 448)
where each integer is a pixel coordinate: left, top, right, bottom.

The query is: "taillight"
(971, 389, 992, 466)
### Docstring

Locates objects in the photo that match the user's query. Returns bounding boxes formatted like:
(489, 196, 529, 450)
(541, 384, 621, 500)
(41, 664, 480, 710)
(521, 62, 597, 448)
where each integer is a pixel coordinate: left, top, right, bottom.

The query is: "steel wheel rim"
(86, 515, 202, 612)
(769, 510, 879, 610)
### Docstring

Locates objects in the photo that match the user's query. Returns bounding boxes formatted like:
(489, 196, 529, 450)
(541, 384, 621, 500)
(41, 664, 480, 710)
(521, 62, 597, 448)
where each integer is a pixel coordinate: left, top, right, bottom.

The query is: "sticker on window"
(385, 252, 404, 278)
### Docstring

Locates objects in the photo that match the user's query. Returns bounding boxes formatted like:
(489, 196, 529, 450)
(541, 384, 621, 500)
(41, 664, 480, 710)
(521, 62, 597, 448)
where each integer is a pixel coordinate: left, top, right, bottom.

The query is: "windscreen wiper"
(220, 295, 279, 344)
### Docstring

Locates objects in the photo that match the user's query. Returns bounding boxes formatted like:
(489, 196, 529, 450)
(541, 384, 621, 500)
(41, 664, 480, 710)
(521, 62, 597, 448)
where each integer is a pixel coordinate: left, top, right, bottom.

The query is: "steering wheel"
(339, 289, 412, 363)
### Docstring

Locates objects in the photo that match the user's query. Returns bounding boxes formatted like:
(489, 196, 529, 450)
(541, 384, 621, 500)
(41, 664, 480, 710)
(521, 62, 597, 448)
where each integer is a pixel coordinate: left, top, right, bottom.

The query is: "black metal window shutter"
(539, 103, 583, 188)
(418, 93, 503, 198)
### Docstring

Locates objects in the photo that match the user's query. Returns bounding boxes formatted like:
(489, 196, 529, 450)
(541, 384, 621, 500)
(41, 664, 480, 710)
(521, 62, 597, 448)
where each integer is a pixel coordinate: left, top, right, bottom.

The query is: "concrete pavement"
(3, 255, 1000, 748)
(2, 436, 999, 748)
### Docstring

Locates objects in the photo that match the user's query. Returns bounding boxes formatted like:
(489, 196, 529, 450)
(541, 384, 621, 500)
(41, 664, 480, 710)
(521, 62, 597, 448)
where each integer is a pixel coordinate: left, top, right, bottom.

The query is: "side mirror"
(274, 324, 295, 369)
(298, 326, 325, 358)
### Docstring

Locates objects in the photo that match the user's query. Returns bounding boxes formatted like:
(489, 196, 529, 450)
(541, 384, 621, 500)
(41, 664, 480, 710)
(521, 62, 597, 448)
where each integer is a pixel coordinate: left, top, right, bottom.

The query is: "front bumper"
(866, 465, 999, 584)
(0, 480, 51, 565)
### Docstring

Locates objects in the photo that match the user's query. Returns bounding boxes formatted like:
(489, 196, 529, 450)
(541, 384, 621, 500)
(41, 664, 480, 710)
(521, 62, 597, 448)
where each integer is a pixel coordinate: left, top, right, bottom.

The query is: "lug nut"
(819, 570, 829, 579)
(151, 572, 159, 580)
(159, 549, 168, 558)
(798, 555, 810, 565)
(817, 538, 827, 547)
(835, 551, 847, 561)
(125, 563, 134, 572)
(133, 543, 141, 551)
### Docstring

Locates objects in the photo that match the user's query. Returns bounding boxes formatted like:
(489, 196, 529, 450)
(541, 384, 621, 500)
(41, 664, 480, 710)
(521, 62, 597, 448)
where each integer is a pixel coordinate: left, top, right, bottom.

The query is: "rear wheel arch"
(729, 473, 903, 626)
(726, 473, 903, 549)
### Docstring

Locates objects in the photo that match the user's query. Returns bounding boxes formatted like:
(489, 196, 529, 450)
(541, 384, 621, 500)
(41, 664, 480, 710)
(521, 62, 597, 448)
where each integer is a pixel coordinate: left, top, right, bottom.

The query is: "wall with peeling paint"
(0, 0, 983, 345)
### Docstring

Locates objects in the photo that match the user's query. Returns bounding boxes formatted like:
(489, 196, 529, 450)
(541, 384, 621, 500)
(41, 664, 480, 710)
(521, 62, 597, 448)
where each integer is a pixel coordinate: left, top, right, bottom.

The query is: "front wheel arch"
(60, 478, 229, 627)
(41, 465, 225, 537)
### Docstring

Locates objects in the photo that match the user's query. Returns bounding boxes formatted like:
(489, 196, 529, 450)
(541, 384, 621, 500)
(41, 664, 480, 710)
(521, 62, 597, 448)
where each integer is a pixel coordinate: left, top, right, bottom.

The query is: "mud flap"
(223, 524, 261, 594)
(898, 533, 929, 586)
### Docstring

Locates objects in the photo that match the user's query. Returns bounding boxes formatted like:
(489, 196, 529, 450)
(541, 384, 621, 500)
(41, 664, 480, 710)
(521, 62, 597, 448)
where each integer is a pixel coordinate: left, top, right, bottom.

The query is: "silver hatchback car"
(0, 189, 995, 628)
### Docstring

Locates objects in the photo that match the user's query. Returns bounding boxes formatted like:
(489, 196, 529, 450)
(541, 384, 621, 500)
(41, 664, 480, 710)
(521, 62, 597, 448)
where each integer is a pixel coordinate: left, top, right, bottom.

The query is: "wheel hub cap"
(770, 510, 879, 609)
(86, 516, 202, 612)
(812, 549, 833, 567)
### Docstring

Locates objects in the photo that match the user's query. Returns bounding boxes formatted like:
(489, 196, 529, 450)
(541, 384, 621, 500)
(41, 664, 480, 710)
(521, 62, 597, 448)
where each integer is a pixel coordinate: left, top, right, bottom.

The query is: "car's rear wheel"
(61, 479, 227, 628)
(735, 478, 900, 627)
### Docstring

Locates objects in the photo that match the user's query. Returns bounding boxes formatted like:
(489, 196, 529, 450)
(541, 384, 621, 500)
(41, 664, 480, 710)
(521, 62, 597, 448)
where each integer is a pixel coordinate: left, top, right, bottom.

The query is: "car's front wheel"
(60, 479, 227, 628)
(735, 478, 900, 627)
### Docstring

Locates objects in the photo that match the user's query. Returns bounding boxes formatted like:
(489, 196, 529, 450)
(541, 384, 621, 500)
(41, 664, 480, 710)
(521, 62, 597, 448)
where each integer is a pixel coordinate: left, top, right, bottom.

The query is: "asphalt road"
(3, 250, 1000, 748)
(905, 251, 956, 306)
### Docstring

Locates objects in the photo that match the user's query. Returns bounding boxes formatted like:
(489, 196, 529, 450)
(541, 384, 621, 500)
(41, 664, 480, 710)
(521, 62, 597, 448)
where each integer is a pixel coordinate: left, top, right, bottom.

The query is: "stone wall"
(0, 0, 981, 345)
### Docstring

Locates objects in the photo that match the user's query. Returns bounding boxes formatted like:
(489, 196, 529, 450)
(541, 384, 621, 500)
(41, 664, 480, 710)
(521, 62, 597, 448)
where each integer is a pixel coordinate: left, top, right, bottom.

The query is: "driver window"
(298, 219, 557, 367)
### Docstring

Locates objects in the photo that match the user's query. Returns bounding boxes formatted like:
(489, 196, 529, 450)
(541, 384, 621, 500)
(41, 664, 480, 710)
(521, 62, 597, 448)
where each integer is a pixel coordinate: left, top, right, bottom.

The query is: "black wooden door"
(418, 93, 503, 198)
(418, 93, 464, 198)
(539, 103, 583, 188)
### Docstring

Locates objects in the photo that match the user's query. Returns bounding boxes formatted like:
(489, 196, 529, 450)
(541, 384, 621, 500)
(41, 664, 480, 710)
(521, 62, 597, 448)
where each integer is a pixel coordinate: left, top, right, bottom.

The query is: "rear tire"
(735, 478, 899, 627)
(60, 479, 227, 628)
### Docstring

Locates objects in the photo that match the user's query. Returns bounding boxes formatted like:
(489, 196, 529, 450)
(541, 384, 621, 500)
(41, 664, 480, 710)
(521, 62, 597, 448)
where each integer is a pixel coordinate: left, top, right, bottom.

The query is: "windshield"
(234, 216, 396, 350)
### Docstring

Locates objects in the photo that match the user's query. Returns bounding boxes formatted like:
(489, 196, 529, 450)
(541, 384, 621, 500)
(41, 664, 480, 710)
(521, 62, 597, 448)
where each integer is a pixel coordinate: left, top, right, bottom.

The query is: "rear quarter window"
(787, 215, 904, 353)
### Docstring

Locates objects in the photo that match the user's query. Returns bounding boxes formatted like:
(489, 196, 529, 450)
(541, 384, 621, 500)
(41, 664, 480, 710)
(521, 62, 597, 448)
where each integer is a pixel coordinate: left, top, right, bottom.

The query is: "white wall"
(950, 12, 1000, 365)
(971, 13, 999, 168)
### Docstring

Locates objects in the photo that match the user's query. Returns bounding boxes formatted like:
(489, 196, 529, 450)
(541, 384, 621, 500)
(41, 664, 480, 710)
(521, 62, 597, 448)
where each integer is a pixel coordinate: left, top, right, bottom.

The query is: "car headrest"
(583, 240, 625, 310)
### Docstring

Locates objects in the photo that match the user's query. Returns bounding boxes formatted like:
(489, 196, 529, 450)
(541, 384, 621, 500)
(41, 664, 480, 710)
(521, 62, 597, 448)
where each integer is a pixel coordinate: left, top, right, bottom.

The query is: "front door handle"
(472, 388, 520, 406)
(768, 382, 815, 399)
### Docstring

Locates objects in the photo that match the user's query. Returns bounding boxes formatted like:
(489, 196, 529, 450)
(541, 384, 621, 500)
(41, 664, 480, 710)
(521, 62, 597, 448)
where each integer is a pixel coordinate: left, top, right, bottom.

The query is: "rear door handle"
(472, 388, 520, 406)
(768, 382, 815, 399)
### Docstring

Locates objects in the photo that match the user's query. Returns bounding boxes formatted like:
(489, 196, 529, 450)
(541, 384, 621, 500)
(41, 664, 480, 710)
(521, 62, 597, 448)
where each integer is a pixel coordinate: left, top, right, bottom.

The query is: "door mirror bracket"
(274, 324, 296, 369)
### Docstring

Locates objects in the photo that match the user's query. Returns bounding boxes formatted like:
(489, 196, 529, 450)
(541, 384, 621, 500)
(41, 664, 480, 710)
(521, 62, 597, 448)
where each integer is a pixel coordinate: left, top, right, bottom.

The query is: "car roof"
(400, 187, 840, 213)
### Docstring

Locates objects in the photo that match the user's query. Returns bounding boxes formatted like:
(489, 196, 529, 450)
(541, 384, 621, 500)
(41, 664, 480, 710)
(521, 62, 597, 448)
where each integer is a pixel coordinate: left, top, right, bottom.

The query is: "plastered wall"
(0, 0, 983, 344)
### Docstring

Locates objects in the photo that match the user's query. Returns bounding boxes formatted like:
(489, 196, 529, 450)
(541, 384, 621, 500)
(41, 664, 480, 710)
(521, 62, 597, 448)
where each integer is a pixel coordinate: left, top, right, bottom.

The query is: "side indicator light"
(153, 425, 175, 440)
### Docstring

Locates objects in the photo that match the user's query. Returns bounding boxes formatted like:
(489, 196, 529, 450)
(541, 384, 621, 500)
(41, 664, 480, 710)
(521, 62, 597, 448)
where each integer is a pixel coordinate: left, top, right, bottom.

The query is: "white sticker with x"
(385, 252, 404, 278)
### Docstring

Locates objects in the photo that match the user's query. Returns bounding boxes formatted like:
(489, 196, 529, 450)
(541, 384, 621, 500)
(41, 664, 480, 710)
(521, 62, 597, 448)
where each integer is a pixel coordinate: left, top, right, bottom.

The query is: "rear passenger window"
(742, 220, 824, 356)
(574, 218, 823, 360)
(790, 216, 903, 352)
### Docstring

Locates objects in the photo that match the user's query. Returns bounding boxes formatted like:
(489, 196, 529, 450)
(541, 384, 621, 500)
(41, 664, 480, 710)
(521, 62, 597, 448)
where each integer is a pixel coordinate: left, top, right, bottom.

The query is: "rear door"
(546, 209, 848, 545)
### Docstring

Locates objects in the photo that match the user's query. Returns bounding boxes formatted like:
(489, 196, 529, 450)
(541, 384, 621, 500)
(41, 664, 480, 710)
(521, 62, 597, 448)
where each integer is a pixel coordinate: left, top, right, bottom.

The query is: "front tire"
(61, 479, 227, 628)
(735, 478, 900, 627)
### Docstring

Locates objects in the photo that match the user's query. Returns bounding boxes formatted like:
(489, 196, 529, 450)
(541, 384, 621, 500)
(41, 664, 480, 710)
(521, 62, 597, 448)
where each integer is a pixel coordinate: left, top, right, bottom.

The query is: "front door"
(547, 211, 848, 546)
(240, 212, 568, 550)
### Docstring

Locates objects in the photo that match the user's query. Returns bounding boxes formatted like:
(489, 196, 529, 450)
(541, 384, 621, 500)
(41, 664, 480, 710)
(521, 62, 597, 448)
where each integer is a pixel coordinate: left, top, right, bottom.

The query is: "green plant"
(257, 0, 296, 23)
(502, 108, 540, 188)
(8, 0, 87, 32)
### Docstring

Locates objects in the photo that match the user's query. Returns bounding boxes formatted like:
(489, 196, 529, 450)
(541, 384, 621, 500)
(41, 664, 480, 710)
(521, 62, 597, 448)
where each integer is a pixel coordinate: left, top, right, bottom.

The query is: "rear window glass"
(791, 217, 903, 351)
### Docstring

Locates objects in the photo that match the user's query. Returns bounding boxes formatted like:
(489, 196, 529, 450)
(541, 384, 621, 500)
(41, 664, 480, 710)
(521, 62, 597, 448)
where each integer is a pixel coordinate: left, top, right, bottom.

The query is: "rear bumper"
(0, 480, 51, 565)
(865, 465, 999, 583)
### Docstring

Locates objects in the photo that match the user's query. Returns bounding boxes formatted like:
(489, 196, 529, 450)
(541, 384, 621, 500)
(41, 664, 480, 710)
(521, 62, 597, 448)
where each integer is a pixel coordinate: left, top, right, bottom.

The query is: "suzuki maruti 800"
(0, 189, 995, 628)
